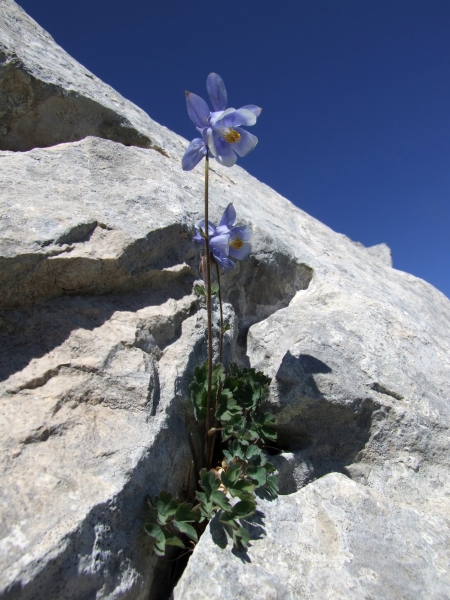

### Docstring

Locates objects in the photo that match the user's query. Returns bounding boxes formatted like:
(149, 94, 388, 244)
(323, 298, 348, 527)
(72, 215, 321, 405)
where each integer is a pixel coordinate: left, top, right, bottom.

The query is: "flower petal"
(217, 203, 236, 233)
(210, 233, 230, 256)
(182, 138, 207, 171)
(210, 108, 234, 127)
(212, 249, 235, 272)
(230, 244, 251, 260)
(208, 132, 237, 167)
(230, 225, 252, 242)
(228, 242, 251, 260)
(195, 219, 216, 237)
(222, 108, 257, 128)
(207, 73, 228, 112)
(185, 92, 210, 129)
(240, 104, 262, 117)
(230, 128, 258, 157)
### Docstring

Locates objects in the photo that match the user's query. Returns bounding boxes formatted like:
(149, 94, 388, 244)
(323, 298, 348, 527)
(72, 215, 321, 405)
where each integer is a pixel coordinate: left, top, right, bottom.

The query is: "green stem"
(204, 153, 213, 467)
(215, 261, 224, 363)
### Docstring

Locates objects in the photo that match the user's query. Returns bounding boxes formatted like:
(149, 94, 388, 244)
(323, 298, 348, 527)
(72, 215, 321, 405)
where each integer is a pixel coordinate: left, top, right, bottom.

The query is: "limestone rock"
(349, 240, 393, 267)
(0, 0, 172, 154)
(0, 289, 202, 600)
(174, 473, 450, 600)
(1, 1, 450, 599)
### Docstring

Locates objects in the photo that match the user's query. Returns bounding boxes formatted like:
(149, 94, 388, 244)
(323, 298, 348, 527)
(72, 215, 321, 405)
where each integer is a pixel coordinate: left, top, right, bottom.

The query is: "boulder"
(174, 473, 450, 599)
(1, 1, 449, 599)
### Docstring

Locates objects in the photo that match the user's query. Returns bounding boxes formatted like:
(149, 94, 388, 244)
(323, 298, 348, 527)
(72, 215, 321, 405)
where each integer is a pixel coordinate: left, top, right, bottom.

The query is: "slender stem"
(189, 433, 199, 483)
(203, 153, 213, 466)
(215, 261, 224, 363)
(207, 245, 225, 469)
(186, 460, 193, 500)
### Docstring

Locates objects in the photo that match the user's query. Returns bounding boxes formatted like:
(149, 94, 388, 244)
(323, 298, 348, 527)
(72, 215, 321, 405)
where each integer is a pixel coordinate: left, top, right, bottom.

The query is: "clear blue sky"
(18, 0, 450, 298)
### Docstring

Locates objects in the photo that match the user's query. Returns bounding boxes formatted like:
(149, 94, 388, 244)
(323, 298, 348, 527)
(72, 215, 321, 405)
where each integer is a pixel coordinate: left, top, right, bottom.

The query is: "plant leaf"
(152, 491, 179, 525)
(199, 469, 220, 496)
(173, 520, 198, 542)
(247, 464, 267, 487)
(211, 490, 232, 511)
(194, 284, 206, 296)
(144, 523, 185, 556)
(221, 463, 242, 489)
(144, 523, 165, 543)
(266, 474, 279, 497)
(230, 499, 256, 519)
(216, 390, 242, 422)
(174, 502, 198, 523)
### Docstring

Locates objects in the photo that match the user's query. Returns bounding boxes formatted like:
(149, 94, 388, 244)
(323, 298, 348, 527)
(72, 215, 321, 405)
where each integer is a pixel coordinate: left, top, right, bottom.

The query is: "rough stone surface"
(1, 1, 450, 599)
(0, 288, 200, 600)
(0, 0, 172, 154)
(174, 473, 450, 600)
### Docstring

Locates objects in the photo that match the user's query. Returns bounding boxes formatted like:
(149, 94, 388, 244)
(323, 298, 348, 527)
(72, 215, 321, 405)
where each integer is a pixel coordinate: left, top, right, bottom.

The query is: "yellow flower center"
(222, 128, 241, 144)
(230, 236, 244, 249)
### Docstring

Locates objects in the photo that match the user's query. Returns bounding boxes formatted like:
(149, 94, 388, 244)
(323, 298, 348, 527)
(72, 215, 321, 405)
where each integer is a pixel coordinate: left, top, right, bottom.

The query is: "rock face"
(174, 473, 450, 600)
(1, 1, 449, 599)
(0, 0, 170, 153)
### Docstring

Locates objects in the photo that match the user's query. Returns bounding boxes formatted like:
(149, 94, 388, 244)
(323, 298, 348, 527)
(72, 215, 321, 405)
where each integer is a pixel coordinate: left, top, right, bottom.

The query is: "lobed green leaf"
(199, 469, 220, 496)
(194, 284, 206, 296)
(246, 464, 267, 487)
(144, 523, 185, 556)
(173, 520, 198, 542)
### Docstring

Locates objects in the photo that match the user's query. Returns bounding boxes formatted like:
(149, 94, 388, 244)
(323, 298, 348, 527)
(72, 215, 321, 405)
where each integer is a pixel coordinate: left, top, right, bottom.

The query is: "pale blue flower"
(193, 203, 252, 271)
(182, 74, 261, 171)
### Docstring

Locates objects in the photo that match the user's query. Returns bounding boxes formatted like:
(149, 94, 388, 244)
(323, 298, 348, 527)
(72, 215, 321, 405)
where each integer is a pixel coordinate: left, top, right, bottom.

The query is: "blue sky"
(18, 0, 449, 298)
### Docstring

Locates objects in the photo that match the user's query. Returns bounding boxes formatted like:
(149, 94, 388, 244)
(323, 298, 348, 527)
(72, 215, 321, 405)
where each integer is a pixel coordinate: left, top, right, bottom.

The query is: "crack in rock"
(0, 223, 197, 310)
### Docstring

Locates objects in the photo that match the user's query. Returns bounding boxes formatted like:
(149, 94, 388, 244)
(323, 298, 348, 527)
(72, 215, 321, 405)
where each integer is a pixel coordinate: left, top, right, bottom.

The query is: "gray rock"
(364, 242, 393, 266)
(0, 290, 202, 600)
(247, 266, 450, 516)
(0, 0, 171, 154)
(1, 2, 449, 599)
(349, 239, 393, 267)
(174, 473, 450, 600)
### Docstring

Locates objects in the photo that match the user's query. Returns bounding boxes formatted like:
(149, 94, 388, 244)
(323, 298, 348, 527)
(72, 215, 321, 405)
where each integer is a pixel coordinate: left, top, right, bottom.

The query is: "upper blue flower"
(193, 203, 252, 271)
(182, 73, 261, 171)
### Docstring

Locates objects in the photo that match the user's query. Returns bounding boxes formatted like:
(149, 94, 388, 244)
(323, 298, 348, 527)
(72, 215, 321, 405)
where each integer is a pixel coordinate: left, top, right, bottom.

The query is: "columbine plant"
(145, 74, 277, 558)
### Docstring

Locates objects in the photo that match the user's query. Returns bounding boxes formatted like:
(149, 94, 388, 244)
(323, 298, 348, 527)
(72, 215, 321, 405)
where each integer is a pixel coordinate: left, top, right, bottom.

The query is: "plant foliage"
(145, 363, 278, 556)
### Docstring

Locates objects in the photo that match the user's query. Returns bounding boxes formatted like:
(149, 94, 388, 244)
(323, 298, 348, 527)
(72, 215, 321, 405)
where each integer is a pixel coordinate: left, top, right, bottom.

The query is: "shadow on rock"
(220, 253, 313, 363)
(0, 281, 195, 383)
(207, 509, 267, 564)
(270, 350, 379, 490)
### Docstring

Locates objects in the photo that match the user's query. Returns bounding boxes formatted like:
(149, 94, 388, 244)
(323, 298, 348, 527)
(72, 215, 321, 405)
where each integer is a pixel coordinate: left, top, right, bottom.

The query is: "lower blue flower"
(193, 203, 252, 271)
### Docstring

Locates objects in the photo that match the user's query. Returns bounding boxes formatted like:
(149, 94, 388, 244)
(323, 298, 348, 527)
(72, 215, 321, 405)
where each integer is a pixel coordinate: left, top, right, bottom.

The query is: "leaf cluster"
(217, 364, 276, 444)
(144, 465, 256, 555)
(146, 364, 278, 556)
(189, 362, 225, 422)
(144, 492, 198, 556)
(194, 283, 220, 297)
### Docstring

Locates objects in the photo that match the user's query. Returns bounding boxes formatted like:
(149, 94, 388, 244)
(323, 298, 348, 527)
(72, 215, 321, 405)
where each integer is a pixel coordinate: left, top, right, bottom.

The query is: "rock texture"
(0, 0, 170, 154)
(174, 473, 450, 600)
(1, 1, 450, 599)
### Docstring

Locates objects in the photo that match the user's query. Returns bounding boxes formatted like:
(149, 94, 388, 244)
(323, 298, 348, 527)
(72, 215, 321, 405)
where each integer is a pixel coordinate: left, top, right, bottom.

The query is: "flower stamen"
(221, 128, 241, 144)
(230, 236, 244, 250)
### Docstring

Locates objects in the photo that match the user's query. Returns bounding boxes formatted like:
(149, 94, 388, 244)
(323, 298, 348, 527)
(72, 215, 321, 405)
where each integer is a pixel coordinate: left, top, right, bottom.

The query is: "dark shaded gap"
(220, 252, 313, 362)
